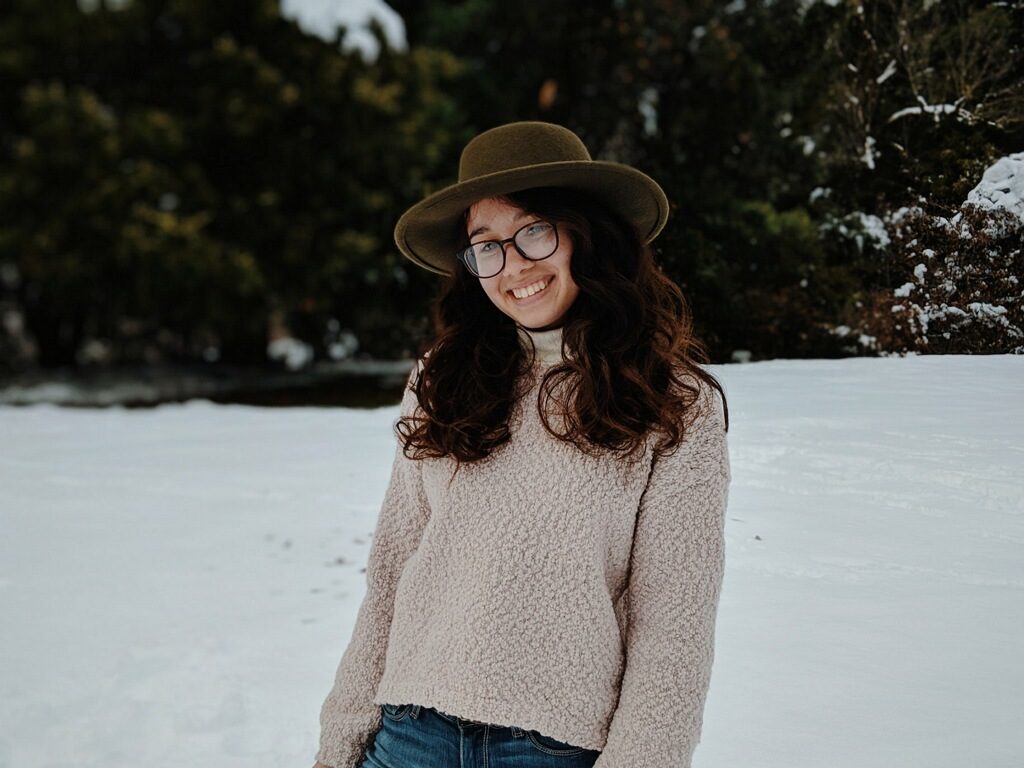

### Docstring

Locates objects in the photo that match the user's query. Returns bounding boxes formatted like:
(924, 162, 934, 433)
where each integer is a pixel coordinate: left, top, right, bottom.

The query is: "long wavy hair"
(397, 186, 728, 480)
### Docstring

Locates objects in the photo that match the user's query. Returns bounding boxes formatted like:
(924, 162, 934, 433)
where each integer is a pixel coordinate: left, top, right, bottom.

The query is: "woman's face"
(465, 197, 580, 331)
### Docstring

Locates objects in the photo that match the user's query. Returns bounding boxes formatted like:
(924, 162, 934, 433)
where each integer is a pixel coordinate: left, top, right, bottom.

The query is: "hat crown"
(459, 122, 592, 183)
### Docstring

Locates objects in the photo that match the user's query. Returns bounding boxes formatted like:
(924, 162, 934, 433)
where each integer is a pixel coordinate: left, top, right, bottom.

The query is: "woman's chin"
(511, 306, 554, 325)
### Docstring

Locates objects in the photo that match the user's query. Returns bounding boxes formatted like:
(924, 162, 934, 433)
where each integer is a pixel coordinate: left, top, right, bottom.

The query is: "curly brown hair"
(397, 186, 728, 480)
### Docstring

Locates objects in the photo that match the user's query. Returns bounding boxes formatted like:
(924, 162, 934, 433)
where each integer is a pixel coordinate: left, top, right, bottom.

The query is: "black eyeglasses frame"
(455, 219, 560, 279)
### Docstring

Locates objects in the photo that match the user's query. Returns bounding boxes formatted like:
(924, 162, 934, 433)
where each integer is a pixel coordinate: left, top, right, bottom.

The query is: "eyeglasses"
(456, 219, 559, 278)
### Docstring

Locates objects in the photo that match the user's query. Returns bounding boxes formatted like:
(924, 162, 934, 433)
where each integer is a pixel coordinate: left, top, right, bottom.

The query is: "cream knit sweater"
(316, 323, 732, 768)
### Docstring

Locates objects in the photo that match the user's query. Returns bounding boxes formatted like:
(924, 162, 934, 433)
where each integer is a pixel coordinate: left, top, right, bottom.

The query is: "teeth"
(510, 277, 551, 299)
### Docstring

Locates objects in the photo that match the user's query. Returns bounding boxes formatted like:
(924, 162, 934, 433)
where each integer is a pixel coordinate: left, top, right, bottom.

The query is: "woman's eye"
(526, 223, 552, 235)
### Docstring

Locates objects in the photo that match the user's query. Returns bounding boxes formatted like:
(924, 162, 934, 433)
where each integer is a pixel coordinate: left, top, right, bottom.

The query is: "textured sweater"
(316, 323, 732, 768)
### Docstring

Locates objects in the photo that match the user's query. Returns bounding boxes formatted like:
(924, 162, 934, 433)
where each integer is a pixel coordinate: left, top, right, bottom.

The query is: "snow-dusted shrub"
(850, 203, 1022, 354)
(836, 151, 1024, 355)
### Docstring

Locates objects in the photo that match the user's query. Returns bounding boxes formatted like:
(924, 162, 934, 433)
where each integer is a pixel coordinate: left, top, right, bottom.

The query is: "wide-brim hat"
(393, 121, 670, 276)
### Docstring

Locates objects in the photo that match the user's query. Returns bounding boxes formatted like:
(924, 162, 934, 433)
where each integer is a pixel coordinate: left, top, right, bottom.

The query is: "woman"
(314, 121, 731, 768)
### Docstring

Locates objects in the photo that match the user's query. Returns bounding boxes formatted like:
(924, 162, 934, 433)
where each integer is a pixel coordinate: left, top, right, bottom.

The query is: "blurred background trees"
(1, 0, 1021, 376)
(0, 0, 467, 371)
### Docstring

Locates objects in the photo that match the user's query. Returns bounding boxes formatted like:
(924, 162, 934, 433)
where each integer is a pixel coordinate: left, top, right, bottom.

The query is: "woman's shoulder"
(399, 352, 430, 420)
(645, 367, 728, 468)
(670, 365, 726, 426)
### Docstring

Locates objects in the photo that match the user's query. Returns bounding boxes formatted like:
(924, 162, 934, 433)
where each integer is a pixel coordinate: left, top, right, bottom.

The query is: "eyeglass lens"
(461, 221, 557, 278)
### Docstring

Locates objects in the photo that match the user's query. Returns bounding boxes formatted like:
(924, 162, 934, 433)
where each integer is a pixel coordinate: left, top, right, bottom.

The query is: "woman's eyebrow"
(468, 211, 530, 239)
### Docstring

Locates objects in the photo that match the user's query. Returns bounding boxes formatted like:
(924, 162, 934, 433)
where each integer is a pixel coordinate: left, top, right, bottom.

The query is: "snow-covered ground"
(1, 354, 1022, 768)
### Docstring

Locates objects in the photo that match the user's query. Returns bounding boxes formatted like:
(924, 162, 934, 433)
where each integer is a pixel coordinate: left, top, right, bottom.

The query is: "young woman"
(314, 121, 732, 768)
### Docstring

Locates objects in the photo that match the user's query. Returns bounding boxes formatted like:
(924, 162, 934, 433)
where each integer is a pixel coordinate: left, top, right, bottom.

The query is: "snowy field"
(1, 354, 1022, 768)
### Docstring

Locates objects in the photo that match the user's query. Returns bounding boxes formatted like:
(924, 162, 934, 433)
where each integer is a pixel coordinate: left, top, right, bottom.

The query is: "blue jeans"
(358, 703, 602, 768)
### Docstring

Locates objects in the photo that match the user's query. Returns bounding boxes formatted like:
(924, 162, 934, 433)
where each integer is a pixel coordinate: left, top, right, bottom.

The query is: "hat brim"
(393, 160, 670, 276)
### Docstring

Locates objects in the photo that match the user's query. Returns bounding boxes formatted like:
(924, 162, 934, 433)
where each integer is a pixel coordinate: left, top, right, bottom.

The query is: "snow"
(856, 212, 889, 247)
(875, 58, 897, 85)
(893, 281, 915, 297)
(637, 87, 659, 137)
(965, 152, 1024, 224)
(861, 134, 877, 170)
(808, 188, 830, 205)
(888, 100, 962, 124)
(267, 335, 315, 371)
(885, 205, 924, 228)
(966, 303, 1015, 332)
(797, 0, 843, 12)
(2, 355, 1023, 768)
(825, 211, 890, 251)
(279, 0, 406, 59)
(1, 308, 23, 335)
(856, 332, 877, 349)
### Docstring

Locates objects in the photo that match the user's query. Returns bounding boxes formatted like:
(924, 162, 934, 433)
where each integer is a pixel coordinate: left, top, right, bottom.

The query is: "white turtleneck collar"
(515, 323, 565, 365)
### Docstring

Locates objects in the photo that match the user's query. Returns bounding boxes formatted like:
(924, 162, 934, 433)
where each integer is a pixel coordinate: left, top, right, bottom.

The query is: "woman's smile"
(506, 275, 555, 305)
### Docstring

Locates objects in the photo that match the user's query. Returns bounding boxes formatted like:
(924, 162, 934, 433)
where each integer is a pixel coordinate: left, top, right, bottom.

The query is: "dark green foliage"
(0, 0, 466, 369)
(0, 0, 1020, 373)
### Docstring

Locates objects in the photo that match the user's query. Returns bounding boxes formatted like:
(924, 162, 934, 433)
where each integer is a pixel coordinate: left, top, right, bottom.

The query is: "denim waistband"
(421, 705, 525, 736)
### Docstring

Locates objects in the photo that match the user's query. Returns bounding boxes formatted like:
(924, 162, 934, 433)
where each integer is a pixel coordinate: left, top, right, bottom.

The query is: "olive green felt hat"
(393, 121, 670, 276)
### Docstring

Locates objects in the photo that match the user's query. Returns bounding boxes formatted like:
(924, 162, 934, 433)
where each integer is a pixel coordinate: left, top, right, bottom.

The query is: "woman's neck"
(515, 323, 564, 365)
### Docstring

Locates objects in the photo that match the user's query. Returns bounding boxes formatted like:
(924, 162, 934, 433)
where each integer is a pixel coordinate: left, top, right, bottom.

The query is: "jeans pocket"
(381, 703, 414, 722)
(525, 729, 590, 756)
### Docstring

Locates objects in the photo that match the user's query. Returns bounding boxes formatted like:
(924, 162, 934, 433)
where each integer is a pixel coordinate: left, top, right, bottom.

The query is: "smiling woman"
(463, 196, 580, 331)
(314, 122, 732, 768)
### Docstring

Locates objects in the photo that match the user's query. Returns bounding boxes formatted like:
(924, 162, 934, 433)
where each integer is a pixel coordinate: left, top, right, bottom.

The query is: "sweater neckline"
(515, 323, 565, 366)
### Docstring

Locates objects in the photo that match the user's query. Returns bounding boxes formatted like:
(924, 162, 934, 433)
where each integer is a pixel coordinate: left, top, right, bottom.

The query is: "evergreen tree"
(0, 0, 466, 370)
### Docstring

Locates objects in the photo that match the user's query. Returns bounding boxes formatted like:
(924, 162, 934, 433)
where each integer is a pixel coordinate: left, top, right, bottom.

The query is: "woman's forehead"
(466, 196, 528, 229)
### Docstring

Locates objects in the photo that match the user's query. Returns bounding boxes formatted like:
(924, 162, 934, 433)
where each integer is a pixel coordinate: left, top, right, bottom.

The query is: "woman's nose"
(503, 242, 533, 273)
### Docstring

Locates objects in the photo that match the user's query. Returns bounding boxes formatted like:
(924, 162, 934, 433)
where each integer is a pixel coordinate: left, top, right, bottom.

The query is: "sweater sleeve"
(594, 382, 732, 768)
(315, 361, 431, 768)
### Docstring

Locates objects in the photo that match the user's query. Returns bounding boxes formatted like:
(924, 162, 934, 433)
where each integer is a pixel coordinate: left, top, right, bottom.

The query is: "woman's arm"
(314, 361, 431, 768)
(593, 381, 732, 768)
